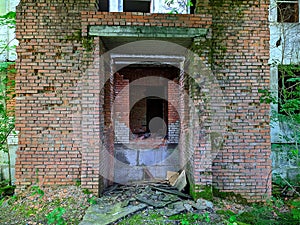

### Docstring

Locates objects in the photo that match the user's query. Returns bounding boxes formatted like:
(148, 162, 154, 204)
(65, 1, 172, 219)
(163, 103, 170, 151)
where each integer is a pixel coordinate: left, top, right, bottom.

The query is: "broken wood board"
(79, 202, 147, 225)
(167, 171, 179, 186)
(167, 170, 187, 191)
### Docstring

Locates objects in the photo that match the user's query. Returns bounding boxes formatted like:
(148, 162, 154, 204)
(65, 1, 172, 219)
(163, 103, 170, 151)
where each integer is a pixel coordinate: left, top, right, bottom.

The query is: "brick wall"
(129, 87, 147, 134)
(15, 0, 95, 190)
(168, 80, 180, 143)
(15, 0, 271, 201)
(192, 0, 271, 201)
(114, 73, 130, 143)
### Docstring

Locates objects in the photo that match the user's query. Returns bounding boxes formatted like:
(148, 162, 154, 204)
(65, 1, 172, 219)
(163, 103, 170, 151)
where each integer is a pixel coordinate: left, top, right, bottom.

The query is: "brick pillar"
(168, 80, 180, 143)
(103, 73, 114, 186)
(114, 73, 130, 144)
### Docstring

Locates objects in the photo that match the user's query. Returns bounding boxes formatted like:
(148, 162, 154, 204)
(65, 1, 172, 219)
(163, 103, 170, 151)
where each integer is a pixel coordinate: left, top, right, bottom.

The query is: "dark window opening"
(129, 97, 168, 137)
(146, 98, 168, 135)
(97, 0, 109, 11)
(189, 0, 196, 14)
(278, 65, 300, 115)
(277, 1, 299, 22)
(124, 0, 151, 12)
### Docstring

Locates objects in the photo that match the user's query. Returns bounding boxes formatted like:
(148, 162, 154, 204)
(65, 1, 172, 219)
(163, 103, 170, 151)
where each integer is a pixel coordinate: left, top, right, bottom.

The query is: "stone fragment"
(151, 186, 191, 199)
(184, 203, 193, 212)
(158, 201, 186, 216)
(192, 199, 214, 210)
(79, 202, 147, 225)
(135, 193, 179, 208)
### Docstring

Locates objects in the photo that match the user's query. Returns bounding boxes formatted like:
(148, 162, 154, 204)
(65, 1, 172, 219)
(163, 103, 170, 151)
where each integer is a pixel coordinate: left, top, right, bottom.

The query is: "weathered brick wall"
(129, 87, 147, 134)
(15, 0, 271, 201)
(6, 64, 16, 114)
(15, 0, 95, 190)
(168, 80, 180, 143)
(195, 0, 271, 201)
(81, 12, 212, 36)
(114, 73, 130, 143)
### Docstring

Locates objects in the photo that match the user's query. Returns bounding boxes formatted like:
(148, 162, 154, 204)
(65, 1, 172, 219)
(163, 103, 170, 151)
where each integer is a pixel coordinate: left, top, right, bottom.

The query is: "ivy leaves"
(0, 12, 16, 27)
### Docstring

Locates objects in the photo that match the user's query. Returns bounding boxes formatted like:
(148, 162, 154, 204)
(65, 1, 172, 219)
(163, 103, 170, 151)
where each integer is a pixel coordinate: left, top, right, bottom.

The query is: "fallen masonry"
(79, 181, 217, 225)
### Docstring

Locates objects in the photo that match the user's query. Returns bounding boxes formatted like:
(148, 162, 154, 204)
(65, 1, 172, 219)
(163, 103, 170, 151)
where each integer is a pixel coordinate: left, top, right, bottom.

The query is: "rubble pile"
(80, 181, 218, 225)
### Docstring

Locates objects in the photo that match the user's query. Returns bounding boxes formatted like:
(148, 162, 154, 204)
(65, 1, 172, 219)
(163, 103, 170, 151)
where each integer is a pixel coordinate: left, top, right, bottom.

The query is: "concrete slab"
(114, 165, 143, 184)
(115, 149, 138, 166)
(79, 202, 147, 225)
(114, 144, 180, 184)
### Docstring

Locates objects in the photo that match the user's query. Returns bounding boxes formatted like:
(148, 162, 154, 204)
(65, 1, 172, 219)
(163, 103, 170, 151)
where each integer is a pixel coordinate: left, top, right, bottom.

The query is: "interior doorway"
(146, 98, 167, 135)
(112, 65, 181, 184)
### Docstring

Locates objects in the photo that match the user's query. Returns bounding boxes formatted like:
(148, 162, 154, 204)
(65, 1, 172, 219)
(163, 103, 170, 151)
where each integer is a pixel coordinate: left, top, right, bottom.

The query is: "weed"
(88, 196, 97, 205)
(75, 179, 81, 187)
(30, 185, 44, 198)
(82, 188, 92, 195)
(228, 215, 237, 225)
(290, 200, 300, 220)
(46, 207, 66, 225)
(0, 197, 5, 206)
(170, 212, 211, 224)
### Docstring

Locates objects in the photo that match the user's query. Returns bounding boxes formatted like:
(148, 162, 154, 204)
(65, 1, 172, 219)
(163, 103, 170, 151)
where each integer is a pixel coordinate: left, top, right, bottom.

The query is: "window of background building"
(278, 65, 300, 114)
(277, 0, 299, 22)
(124, 0, 151, 12)
(97, 0, 195, 13)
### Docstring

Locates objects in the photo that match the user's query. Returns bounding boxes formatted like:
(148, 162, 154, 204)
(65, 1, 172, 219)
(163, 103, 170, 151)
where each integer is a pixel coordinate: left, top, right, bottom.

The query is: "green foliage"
(0, 12, 16, 27)
(213, 188, 248, 205)
(170, 212, 211, 224)
(216, 209, 235, 216)
(260, 64, 300, 195)
(0, 62, 16, 187)
(30, 185, 45, 199)
(0, 10, 17, 189)
(228, 215, 237, 225)
(64, 30, 93, 52)
(258, 89, 276, 104)
(0, 12, 17, 58)
(0, 180, 15, 198)
(165, 0, 193, 14)
(75, 179, 81, 187)
(190, 185, 213, 201)
(46, 207, 66, 225)
(82, 188, 92, 195)
(235, 197, 299, 225)
(290, 200, 300, 220)
(88, 196, 97, 205)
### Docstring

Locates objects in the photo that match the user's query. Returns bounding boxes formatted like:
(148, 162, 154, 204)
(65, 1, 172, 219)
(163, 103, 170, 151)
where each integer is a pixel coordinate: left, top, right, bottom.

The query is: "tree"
(0, 11, 16, 186)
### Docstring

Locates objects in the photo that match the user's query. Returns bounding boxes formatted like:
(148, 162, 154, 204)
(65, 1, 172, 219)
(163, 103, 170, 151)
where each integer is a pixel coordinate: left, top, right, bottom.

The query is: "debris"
(79, 202, 147, 225)
(79, 181, 214, 225)
(151, 186, 191, 199)
(157, 201, 186, 216)
(143, 167, 155, 180)
(192, 199, 214, 210)
(184, 203, 193, 212)
(167, 171, 179, 186)
(167, 170, 187, 191)
(135, 192, 179, 208)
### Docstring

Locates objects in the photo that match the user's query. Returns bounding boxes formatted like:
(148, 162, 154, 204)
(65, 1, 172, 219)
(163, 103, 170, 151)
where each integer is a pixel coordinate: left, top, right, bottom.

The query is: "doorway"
(146, 98, 167, 136)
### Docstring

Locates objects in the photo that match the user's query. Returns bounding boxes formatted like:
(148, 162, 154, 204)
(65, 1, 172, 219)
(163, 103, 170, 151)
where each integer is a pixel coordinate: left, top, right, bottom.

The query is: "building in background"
(0, 0, 19, 61)
(0, 0, 19, 182)
(269, 0, 300, 181)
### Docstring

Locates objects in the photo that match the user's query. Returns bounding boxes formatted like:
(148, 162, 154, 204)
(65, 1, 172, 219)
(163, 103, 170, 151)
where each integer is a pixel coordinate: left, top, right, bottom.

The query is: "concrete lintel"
(89, 25, 207, 38)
